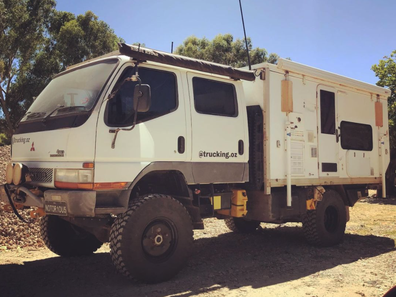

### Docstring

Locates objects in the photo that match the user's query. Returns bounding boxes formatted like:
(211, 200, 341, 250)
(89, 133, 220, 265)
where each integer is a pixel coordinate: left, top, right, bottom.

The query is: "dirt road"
(0, 198, 395, 297)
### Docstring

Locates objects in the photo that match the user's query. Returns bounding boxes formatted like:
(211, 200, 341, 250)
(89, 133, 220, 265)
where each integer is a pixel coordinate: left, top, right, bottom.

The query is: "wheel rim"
(141, 218, 177, 262)
(324, 206, 339, 233)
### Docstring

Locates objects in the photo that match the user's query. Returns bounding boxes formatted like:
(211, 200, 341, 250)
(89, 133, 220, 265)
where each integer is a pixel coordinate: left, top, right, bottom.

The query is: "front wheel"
(40, 215, 102, 257)
(110, 194, 193, 283)
(302, 190, 347, 246)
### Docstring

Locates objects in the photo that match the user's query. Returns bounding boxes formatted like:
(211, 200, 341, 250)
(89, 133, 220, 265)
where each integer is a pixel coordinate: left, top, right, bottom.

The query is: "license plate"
(45, 201, 68, 216)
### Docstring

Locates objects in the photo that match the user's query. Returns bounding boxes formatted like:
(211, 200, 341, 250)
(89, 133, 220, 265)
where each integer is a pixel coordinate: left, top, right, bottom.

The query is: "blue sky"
(56, 0, 395, 85)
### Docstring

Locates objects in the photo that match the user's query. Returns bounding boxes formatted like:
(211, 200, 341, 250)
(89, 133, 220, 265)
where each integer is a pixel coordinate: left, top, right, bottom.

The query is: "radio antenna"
(239, 0, 251, 70)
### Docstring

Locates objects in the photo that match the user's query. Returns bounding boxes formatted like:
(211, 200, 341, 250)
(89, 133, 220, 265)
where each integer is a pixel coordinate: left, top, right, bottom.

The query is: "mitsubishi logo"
(30, 142, 35, 152)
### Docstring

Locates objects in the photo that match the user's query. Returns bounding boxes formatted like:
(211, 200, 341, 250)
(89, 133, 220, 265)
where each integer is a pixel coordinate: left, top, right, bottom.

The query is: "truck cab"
(2, 44, 253, 283)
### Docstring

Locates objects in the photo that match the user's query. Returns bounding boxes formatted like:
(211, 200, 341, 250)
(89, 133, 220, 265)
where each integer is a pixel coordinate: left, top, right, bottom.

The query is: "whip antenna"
(239, 0, 251, 70)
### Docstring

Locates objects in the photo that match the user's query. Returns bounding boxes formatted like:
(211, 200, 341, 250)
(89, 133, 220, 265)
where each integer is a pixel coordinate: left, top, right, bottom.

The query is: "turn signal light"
(54, 181, 128, 190)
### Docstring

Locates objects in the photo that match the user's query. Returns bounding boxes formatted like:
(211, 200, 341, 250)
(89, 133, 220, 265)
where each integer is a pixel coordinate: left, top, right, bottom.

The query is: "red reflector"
(55, 181, 94, 190)
(55, 181, 128, 190)
(93, 182, 128, 190)
(83, 162, 94, 169)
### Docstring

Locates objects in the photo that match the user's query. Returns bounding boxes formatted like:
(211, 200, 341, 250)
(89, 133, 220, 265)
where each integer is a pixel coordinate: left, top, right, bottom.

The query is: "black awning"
(118, 43, 256, 81)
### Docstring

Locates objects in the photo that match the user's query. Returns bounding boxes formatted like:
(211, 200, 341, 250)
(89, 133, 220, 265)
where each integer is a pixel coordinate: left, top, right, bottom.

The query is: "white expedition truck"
(1, 44, 390, 283)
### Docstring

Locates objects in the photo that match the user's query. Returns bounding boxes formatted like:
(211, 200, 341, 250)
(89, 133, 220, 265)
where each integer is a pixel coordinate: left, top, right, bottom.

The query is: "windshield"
(21, 59, 118, 122)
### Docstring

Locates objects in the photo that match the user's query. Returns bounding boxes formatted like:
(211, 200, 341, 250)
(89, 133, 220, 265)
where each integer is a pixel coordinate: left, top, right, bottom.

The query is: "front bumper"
(1, 184, 96, 217)
(44, 190, 96, 217)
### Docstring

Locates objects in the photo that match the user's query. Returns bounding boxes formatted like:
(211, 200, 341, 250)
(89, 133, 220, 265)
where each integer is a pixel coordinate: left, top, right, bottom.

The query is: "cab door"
(94, 63, 188, 185)
(186, 73, 248, 184)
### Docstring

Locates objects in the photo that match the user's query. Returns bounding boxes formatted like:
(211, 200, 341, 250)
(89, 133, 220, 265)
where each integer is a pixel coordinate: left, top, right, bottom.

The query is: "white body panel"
(244, 59, 390, 191)
(95, 61, 189, 183)
(186, 72, 248, 164)
(93, 59, 248, 185)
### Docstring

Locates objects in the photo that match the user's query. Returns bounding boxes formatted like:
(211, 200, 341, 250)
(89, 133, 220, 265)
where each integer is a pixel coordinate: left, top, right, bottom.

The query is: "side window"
(340, 121, 373, 151)
(320, 90, 335, 134)
(107, 67, 177, 127)
(192, 77, 237, 117)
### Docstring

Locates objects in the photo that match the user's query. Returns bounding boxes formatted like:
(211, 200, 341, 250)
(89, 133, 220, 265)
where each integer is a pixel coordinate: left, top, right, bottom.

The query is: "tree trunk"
(0, 91, 14, 138)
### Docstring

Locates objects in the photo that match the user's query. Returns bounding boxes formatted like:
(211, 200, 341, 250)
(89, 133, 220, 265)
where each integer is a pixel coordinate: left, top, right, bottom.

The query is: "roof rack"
(118, 43, 256, 81)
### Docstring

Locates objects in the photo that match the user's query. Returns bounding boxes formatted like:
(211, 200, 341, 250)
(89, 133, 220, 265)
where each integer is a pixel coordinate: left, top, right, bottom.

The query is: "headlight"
(54, 169, 94, 189)
(13, 163, 23, 185)
(6, 163, 13, 184)
(6, 162, 26, 185)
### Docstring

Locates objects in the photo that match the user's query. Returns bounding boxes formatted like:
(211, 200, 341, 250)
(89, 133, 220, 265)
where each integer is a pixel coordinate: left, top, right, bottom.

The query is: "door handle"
(178, 136, 185, 154)
(336, 128, 340, 143)
(238, 140, 244, 155)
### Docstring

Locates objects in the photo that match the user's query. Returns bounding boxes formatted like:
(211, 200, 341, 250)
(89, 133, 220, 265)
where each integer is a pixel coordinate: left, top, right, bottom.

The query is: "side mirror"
(133, 84, 151, 112)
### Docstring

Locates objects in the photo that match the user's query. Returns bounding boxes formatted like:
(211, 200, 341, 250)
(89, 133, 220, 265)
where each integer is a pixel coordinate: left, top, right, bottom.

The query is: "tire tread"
(109, 194, 193, 282)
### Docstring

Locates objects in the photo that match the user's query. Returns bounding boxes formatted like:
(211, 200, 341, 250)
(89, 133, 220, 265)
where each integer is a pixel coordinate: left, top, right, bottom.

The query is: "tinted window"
(340, 121, 373, 151)
(320, 90, 335, 134)
(193, 77, 237, 117)
(107, 67, 177, 126)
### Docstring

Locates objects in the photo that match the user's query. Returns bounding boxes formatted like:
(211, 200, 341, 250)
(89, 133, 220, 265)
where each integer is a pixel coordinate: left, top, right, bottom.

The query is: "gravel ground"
(0, 145, 44, 251)
(0, 145, 396, 297)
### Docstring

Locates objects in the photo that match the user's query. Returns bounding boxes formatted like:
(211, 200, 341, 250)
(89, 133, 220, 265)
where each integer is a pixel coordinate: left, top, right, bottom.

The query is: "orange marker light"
(83, 162, 94, 169)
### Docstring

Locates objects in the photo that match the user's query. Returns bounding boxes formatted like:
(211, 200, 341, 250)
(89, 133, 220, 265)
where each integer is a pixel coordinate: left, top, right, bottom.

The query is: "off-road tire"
(302, 190, 347, 246)
(225, 217, 260, 233)
(40, 215, 102, 257)
(385, 159, 396, 196)
(109, 194, 193, 283)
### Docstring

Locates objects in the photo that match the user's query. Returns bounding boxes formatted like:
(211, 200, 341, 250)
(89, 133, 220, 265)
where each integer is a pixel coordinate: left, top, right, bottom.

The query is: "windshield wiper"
(25, 112, 46, 119)
(42, 105, 65, 123)
(42, 105, 87, 124)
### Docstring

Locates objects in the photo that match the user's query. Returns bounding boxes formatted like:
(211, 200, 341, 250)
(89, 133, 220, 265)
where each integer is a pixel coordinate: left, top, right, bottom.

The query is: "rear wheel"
(385, 159, 396, 196)
(225, 217, 260, 233)
(110, 194, 193, 283)
(302, 190, 347, 246)
(40, 215, 102, 257)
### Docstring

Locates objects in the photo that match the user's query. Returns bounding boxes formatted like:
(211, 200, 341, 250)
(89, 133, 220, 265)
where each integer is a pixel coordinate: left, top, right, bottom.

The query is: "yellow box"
(217, 189, 247, 218)
(211, 195, 222, 210)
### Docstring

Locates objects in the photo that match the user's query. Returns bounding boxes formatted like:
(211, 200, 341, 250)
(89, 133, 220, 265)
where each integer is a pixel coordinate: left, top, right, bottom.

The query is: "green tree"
(175, 34, 279, 68)
(0, 3, 122, 138)
(0, 0, 56, 137)
(372, 51, 396, 151)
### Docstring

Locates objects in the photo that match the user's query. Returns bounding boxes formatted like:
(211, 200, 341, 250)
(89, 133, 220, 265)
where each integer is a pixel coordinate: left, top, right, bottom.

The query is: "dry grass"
(347, 197, 396, 245)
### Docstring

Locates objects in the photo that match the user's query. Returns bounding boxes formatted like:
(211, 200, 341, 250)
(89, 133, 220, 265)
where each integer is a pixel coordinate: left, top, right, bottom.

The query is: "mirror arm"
(110, 73, 143, 149)
(111, 128, 120, 149)
(111, 92, 142, 149)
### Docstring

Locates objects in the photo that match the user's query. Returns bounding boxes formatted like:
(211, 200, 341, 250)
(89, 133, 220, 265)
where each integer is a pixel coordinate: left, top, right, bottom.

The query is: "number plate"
(45, 201, 68, 216)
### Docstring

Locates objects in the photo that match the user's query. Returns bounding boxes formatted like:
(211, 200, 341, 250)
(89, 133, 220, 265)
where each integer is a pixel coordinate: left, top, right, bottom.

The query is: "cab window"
(107, 67, 177, 126)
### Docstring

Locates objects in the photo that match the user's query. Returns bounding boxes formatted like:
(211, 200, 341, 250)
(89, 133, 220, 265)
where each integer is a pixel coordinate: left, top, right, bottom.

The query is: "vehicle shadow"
(0, 226, 394, 297)
(360, 197, 396, 205)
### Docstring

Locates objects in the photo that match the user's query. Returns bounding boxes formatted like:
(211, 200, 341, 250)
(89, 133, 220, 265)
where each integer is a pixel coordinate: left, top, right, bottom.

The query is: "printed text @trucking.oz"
(199, 151, 237, 159)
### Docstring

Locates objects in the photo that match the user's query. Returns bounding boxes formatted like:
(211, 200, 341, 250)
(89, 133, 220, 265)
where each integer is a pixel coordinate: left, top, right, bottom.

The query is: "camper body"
(241, 59, 390, 223)
(1, 44, 390, 283)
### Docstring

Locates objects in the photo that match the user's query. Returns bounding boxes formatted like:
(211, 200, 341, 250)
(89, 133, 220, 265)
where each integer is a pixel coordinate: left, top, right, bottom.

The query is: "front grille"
(29, 168, 53, 183)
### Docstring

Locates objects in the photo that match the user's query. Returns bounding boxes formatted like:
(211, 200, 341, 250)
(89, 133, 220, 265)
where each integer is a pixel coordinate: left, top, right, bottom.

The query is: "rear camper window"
(192, 77, 237, 117)
(107, 67, 177, 126)
(320, 90, 336, 134)
(340, 121, 373, 151)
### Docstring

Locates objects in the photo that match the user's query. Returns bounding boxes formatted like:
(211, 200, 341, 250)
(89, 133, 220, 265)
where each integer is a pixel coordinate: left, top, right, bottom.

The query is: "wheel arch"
(325, 185, 368, 207)
(130, 169, 191, 199)
(117, 162, 194, 209)
(325, 186, 349, 206)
